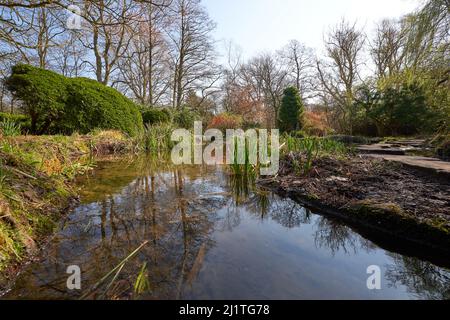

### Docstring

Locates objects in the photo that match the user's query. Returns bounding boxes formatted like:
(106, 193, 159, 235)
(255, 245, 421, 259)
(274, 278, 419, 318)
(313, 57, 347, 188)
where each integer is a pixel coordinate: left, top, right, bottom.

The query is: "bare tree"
(0, 4, 65, 69)
(241, 53, 289, 127)
(279, 40, 316, 100)
(371, 19, 406, 78)
(51, 31, 87, 77)
(116, 1, 171, 105)
(316, 20, 366, 134)
(78, 0, 139, 85)
(167, 0, 218, 109)
(221, 40, 244, 112)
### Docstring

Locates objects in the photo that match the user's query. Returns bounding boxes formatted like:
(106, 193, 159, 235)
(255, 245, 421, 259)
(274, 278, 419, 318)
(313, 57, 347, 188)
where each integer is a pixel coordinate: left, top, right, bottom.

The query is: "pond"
(5, 156, 450, 299)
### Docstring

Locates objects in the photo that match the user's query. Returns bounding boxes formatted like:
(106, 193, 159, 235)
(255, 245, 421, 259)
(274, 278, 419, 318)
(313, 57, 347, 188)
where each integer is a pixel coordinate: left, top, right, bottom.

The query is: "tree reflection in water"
(385, 254, 450, 300)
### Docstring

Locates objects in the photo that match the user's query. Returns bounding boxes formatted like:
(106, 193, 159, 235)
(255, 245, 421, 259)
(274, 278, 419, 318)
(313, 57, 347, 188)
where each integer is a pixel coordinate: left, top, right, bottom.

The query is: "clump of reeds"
(0, 119, 21, 137)
(138, 123, 177, 154)
(229, 136, 257, 177)
(282, 134, 348, 174)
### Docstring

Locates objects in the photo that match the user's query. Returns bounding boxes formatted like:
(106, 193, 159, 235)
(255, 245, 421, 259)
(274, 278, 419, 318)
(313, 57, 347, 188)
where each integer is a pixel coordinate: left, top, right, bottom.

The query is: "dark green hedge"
(141, 108, 171, 125)
(6, 64, 143, 136)
(140, 107, 200, 129)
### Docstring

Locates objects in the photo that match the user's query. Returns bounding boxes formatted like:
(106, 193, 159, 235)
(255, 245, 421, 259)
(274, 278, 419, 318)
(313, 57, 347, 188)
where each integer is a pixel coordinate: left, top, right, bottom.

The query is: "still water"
(5, 156, 450, 299)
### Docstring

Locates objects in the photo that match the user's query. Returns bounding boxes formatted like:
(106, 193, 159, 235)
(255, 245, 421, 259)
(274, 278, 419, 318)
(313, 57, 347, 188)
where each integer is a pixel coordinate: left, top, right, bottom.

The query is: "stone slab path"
(364, 154, 450, 180)
(357, 139, 449, 180)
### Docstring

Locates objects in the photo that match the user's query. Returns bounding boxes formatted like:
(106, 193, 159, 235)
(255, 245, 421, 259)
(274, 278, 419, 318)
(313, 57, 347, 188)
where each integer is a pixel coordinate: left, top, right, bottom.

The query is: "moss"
(345, 199, 450, 248)
(305, 192, 320, 201)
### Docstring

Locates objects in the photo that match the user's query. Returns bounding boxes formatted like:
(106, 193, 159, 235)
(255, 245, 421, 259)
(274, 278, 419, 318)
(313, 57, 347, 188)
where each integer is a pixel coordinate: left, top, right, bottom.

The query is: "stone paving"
(357, 139, 450, 180)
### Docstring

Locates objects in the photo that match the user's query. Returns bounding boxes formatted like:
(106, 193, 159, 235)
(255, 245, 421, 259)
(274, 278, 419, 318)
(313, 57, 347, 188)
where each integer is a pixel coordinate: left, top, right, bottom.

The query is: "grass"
(137, 123, 177, 154)
(134, 262, 150, 297)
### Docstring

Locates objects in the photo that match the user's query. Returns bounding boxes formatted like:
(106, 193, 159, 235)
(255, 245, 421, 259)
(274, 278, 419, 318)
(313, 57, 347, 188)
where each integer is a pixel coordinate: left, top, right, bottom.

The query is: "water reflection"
(385, 254, 450, 300)
(313, 218, 376, 256)
(4, 156, 450, 300)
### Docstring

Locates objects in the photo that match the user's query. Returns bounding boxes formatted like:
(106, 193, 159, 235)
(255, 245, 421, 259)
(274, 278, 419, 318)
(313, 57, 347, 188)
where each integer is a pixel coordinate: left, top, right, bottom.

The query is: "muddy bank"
(0, 131, 136, 285)
(258, 153, 450, 252)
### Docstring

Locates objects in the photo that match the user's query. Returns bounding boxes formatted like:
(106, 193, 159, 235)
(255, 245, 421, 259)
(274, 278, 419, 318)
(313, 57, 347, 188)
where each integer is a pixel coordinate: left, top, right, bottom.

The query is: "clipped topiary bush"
(6, 64, 143, 136)
(63, 77, 143, 136)
(141, 107, 171, 125)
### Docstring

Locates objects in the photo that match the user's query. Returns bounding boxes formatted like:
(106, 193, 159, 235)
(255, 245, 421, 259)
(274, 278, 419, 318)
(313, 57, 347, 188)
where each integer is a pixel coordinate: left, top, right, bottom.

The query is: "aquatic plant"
(138, 123, 177, 154)
(133, 262, 150, 297)
(283, 135, 346, 154)
(80, 241, 149, 299)
(281, 135, 348, 174)
(229, 136, 257, 177)
(0, 119, 22, 137)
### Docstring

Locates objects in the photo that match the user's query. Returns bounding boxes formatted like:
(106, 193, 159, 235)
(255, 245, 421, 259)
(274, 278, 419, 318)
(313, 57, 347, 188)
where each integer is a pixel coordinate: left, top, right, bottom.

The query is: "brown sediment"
(258, 153, 450, 252)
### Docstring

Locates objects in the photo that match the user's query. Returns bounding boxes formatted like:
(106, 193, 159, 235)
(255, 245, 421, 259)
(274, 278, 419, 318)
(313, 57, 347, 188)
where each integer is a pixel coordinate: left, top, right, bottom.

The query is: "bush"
(141, 107, 171, 125)
(303, 111, 332, 136)
(169, 108, 199, 129)
(6, 64, 143, 136)
(354, 80, 431, 137)
(208, 113, 243, 132)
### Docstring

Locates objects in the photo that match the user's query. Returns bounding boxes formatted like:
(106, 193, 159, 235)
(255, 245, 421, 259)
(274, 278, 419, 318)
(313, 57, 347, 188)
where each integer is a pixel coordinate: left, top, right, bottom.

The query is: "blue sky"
(203, 0, 420, 61)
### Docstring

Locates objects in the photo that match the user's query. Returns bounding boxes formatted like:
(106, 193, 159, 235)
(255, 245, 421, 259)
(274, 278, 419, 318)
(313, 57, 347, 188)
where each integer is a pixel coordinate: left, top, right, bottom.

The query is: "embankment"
(0, 131, 136, 283)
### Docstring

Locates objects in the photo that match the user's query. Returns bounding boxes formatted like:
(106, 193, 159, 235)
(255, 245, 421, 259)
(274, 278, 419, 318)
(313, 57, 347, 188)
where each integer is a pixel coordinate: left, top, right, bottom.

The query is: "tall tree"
(371, 19, 406, 79)
(79, 0, 138, 85)
(0, 4, 65, 69)
(279, 40, 316, 100)
(116, 1, 171, 105)
(316, 20, 366, 134)
(167, 0, 218, 109)
(241, 53, 289, 127)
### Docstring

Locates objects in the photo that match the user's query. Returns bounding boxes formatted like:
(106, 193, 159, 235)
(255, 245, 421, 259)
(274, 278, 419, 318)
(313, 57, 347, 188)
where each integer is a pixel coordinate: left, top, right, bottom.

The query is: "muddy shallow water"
(4, 156, 450, 299)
